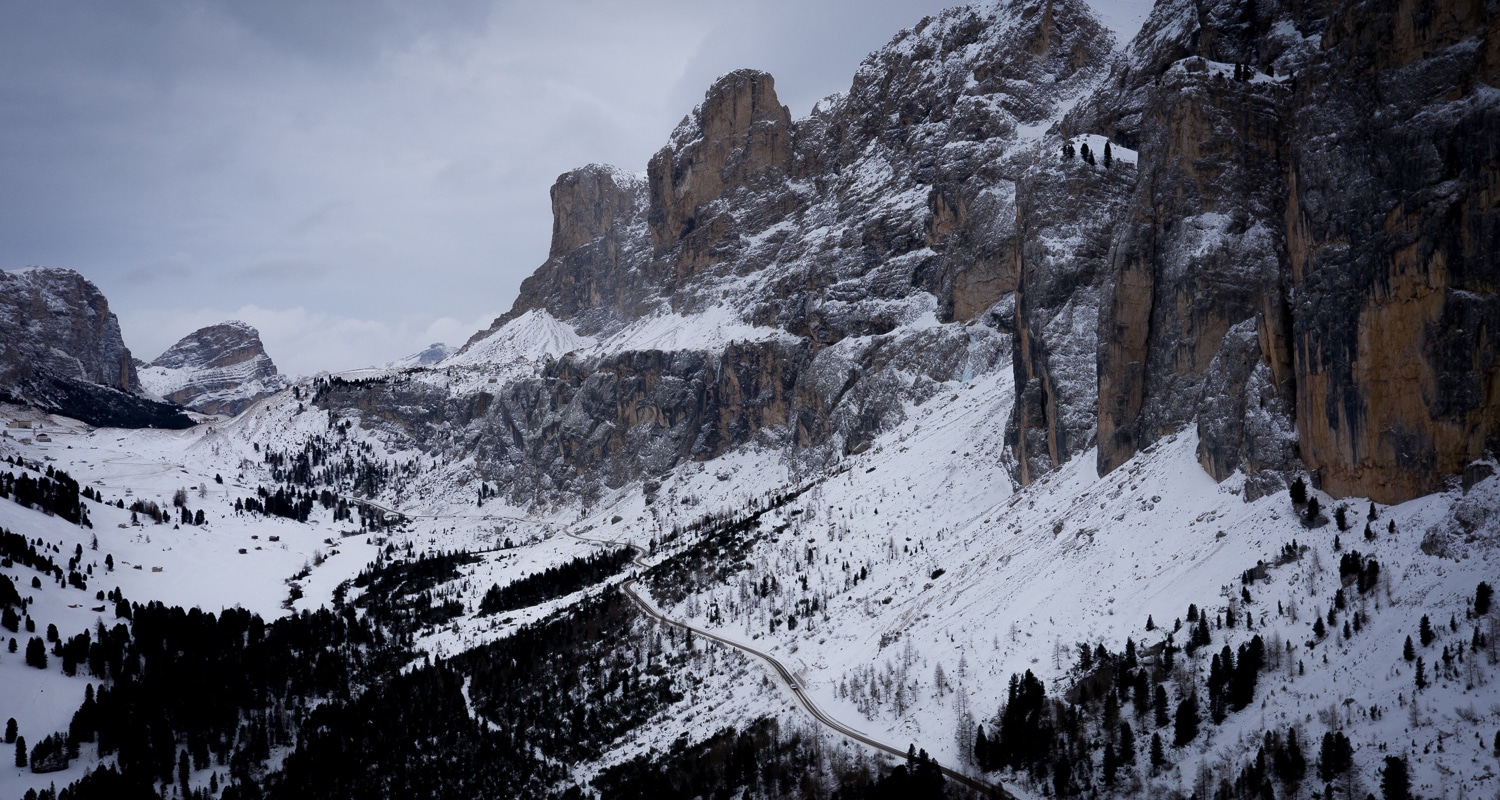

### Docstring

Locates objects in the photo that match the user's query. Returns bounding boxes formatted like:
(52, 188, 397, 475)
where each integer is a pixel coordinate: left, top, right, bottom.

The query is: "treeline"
(461, 592, 684, 764)
(0, 463, 90, 526)
(267, 663, 560, 799)
(262, 430, 416, 502)
(236, 486, 315, 523)
(975, 630, 1279, 799)
(477, 547, 634, 616)
(22, 565, 420, 798)
(972, 563, 1428, 800)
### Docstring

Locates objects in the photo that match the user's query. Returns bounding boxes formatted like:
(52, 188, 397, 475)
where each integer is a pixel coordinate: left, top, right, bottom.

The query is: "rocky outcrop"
(1083, 0, 1498, 503)
(394, 343, 455, 368)
(1095, 57, 1294, 495)
(0, 267, 138, 392)
(320, 321, 1004, 505)
(466, 165, 650, 340)
(356, 0, 1495, 506)
(648, 70, 794, 273)
(140, 321, 289, 416)
(1283, 0, 1500, 503)
(1005, 148, 1135, 484)
(0, 267, 192, 429)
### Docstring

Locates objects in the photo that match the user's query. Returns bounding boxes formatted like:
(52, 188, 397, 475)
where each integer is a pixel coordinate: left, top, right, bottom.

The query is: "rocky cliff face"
(368, 0, 1113, 504)
(139, 321, 289, 417)
(1283, 0, 1500, 503)
(0, 268, 137, 392)
(1079, 0, 1499, 503)
(342, 0, 1496, 507)
(0, 268, 192, 429)
(464, 164, 650, 340)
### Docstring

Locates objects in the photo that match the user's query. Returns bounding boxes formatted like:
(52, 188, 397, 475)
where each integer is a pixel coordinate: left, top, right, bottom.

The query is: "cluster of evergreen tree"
(351, 548, 476, 631)
(127, 499, 167, 525)
(25, 569, 418, 798)
(265, 663, 562, 800)
(596, 719, 960, 800)
(0, 465, 89, 526)
(0, 528, 63, 581)
(975, 605, 1279, 797)
(460, 592, 684, 764)
(263, 435, 413, 501)
(1338, 550, 1382, 594)
(236, 485, 316, 523)
(477, 546, 634, 616)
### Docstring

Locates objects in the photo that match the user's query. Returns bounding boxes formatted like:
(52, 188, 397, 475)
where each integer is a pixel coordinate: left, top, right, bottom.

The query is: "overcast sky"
(0, 0, 1149, 376)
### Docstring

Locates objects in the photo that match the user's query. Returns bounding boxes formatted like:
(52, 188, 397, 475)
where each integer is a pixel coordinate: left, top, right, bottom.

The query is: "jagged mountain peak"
(139, 321, 288, 417)
(148, 320, 266, 371)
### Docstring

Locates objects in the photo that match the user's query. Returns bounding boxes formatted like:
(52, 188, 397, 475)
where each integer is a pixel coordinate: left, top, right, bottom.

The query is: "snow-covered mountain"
(0, 268, 192, 429)
(137, 321, 290, 417)
(1, 0, 1496, 798)
(386, 342, 456, 369)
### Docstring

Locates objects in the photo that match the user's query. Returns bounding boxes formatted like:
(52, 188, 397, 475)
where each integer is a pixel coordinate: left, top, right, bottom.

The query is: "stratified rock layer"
(141, 321, 288, 417)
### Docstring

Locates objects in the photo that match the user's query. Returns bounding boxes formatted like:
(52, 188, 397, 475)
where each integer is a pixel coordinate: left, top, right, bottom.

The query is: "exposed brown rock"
(1096, 59, 1290, 483)
(647, 69, 793, 275)
(1285, 0, 1500, 503)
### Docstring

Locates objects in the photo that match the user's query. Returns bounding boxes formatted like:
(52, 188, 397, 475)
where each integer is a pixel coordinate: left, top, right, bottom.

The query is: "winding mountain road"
(565, 528, 1012, 799)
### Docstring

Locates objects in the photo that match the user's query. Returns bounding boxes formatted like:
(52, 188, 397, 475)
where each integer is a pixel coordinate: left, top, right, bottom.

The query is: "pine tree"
(1414, 657, 1427, 690)
(1145, 614, 1156, 631)
(1150, 732, 1165, 773)
(1306, 495, 1321, 523)
(1420, 615, 1435, 646)
(1290, 476, 1308, 505)
(14, 736, 24, 768)
(1403, 636, 1415, 661)
(3, 718, 14, 744)
(1103, 142, 1113, 168)
(1120, 722, 1135, 764)
(1102, 741, 1118, 784)
(24, 636, 46, 669)
(1174, 690, 1200, 746)
(1154, 685, 1170, 728)
(1477, 581, 1493, 616)
(1284, 727, 1307, 786)
(1317, 731, 1352, 782)
(1335, 505, 1348, 531)
(1380, 756, 1411, 800)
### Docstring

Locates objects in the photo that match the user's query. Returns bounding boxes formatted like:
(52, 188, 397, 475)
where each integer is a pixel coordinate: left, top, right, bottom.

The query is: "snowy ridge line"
(563, 524, 1012, 799)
